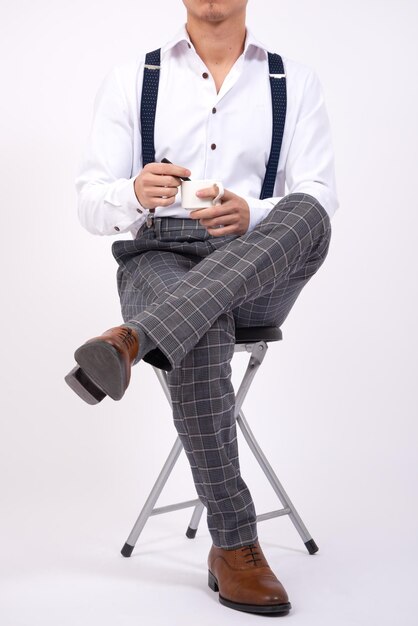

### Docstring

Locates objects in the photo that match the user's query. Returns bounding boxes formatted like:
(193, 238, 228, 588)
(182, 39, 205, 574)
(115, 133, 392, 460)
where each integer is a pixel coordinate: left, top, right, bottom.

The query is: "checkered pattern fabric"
(111, 192, 331, 548)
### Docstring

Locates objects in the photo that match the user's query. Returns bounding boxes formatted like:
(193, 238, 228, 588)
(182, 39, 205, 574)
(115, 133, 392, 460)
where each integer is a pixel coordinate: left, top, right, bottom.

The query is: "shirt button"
(202, 72, 209, 79)
(114, 226, 120, 231)
(136, 208, 142, 213)
(212, 107, 217, 114)
(211, 143, 217, 150)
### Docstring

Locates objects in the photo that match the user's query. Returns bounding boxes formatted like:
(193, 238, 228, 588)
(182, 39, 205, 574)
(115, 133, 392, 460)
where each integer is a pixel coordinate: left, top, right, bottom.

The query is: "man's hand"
(134, 162, 191, 211)
(189, 186, 250, 236)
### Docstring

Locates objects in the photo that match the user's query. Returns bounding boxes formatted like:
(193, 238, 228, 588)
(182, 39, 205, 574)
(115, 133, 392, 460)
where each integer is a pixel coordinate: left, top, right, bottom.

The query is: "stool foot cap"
(305, 538, 319, 554)
(186, 526, 197, 539)
(121, 543, 134, 557)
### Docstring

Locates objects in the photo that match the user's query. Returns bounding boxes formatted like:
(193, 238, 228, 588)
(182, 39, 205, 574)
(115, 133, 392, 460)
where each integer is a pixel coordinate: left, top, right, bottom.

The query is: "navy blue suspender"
(140, 48, 286, 200)
(140, 48, 162, 168)
(260, 53, 287, 200)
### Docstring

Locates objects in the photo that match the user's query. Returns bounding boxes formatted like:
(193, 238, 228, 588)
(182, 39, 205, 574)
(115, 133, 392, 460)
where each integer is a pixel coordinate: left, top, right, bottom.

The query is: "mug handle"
(212, 182, 224, 205)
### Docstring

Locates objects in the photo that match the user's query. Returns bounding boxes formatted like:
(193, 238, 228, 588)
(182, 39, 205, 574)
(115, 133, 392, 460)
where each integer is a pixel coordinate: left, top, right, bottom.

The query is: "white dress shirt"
(76, 27, 339, 237)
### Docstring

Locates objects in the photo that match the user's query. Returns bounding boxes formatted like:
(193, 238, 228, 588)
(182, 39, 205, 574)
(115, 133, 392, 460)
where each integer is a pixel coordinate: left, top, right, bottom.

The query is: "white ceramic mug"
(181, 179, 224, 210)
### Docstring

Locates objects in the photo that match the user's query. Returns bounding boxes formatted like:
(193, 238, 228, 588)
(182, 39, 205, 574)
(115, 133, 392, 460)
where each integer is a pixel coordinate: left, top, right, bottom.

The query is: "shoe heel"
(208, 570, 219, 592)
(65, 366, 106, 405)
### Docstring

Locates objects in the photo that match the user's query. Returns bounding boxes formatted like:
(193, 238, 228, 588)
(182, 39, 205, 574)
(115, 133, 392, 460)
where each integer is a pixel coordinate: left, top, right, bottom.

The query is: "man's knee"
(259, 192, 331, 252)
(270, 192, 330, 229)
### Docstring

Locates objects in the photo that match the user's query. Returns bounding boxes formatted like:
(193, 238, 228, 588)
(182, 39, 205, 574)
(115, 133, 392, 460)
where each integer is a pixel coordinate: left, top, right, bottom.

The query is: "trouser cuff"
(123, 322, 171, 370)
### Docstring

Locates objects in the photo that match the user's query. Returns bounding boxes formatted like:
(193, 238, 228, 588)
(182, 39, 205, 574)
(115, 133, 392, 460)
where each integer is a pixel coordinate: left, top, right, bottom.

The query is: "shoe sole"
(208, 570, 291, 615)
(74, 341, 127, 401)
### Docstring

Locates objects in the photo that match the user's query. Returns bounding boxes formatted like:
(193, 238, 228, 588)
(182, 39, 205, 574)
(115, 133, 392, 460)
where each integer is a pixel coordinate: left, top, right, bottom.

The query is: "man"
(67, 0, 338, 616)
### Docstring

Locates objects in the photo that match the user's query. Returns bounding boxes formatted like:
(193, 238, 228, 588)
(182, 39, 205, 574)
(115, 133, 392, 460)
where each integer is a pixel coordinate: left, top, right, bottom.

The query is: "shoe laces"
(241, 543, 262, 566)
(119, 327, 136, 347)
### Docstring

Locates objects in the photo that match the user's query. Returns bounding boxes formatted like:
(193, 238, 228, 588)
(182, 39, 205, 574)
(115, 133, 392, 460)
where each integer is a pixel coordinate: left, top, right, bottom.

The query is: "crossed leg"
(110, 192, 332, 547)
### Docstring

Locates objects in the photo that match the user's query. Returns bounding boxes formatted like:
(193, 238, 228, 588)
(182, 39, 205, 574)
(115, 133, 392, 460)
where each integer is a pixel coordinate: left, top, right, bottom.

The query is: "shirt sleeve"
(75, 67, 147, 236)
(243, 68, 339, 233)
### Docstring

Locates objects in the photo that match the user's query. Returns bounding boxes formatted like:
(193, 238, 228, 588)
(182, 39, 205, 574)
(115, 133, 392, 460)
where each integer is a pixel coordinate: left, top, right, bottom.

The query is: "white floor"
(1, 491, 415, 626)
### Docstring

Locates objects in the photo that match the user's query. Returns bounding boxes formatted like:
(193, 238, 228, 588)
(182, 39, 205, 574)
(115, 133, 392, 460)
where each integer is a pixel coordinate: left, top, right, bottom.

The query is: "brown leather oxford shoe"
(207, 541, 291, 615)
(66, 326, 139, 403)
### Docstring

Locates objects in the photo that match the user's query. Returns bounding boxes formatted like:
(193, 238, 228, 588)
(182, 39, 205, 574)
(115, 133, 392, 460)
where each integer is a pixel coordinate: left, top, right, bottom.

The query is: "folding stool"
(121, 326, 319, 558)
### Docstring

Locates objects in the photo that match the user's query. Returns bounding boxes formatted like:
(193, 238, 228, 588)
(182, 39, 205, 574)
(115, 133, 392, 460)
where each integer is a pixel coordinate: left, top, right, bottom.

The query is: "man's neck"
(186, 18, 246, 68)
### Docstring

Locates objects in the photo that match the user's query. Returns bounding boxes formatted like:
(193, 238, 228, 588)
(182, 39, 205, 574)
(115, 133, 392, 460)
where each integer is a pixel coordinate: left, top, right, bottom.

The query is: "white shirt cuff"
(103, 176, 148, 233)
(243, 196, 282, 233)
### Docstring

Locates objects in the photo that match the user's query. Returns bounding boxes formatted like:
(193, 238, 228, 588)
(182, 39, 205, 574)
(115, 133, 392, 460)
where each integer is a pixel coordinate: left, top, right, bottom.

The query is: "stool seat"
(235, 326, 282, 344)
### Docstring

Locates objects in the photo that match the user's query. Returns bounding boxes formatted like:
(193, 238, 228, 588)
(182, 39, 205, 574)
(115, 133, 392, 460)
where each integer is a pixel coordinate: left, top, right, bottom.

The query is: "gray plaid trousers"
(112, 193, 332, 548)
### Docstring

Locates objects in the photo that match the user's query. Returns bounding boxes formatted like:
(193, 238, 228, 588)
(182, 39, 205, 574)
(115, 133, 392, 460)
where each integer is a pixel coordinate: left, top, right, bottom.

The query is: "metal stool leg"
(236, 409, 318, 554)
(151, 370, 207, 540)
(121, 436, 184, 557)
(185, 501, 206, 538)
(233, 341, 318, 554)
(121, 367, 202, 557)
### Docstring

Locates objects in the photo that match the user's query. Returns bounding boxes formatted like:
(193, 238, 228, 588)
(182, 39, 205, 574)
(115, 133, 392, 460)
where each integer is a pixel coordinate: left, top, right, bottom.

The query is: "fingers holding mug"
(194, 183, 224, 204)
(211, 182, 224, 205)
(181, 179, 224, 210)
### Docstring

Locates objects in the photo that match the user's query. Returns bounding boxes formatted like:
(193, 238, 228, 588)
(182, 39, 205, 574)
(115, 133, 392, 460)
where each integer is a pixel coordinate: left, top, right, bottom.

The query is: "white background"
(1, 1, 417, 624)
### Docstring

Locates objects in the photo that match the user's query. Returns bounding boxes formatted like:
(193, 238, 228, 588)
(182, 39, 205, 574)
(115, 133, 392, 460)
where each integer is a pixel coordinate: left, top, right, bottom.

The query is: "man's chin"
(201, 11, 226, 22)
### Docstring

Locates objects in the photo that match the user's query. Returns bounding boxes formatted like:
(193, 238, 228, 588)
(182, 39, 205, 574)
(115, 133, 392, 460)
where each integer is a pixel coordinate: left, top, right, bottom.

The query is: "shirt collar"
(161, 26, 192, 56)
(243, 29, 269, 56)
(161, 25, 269, 58)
